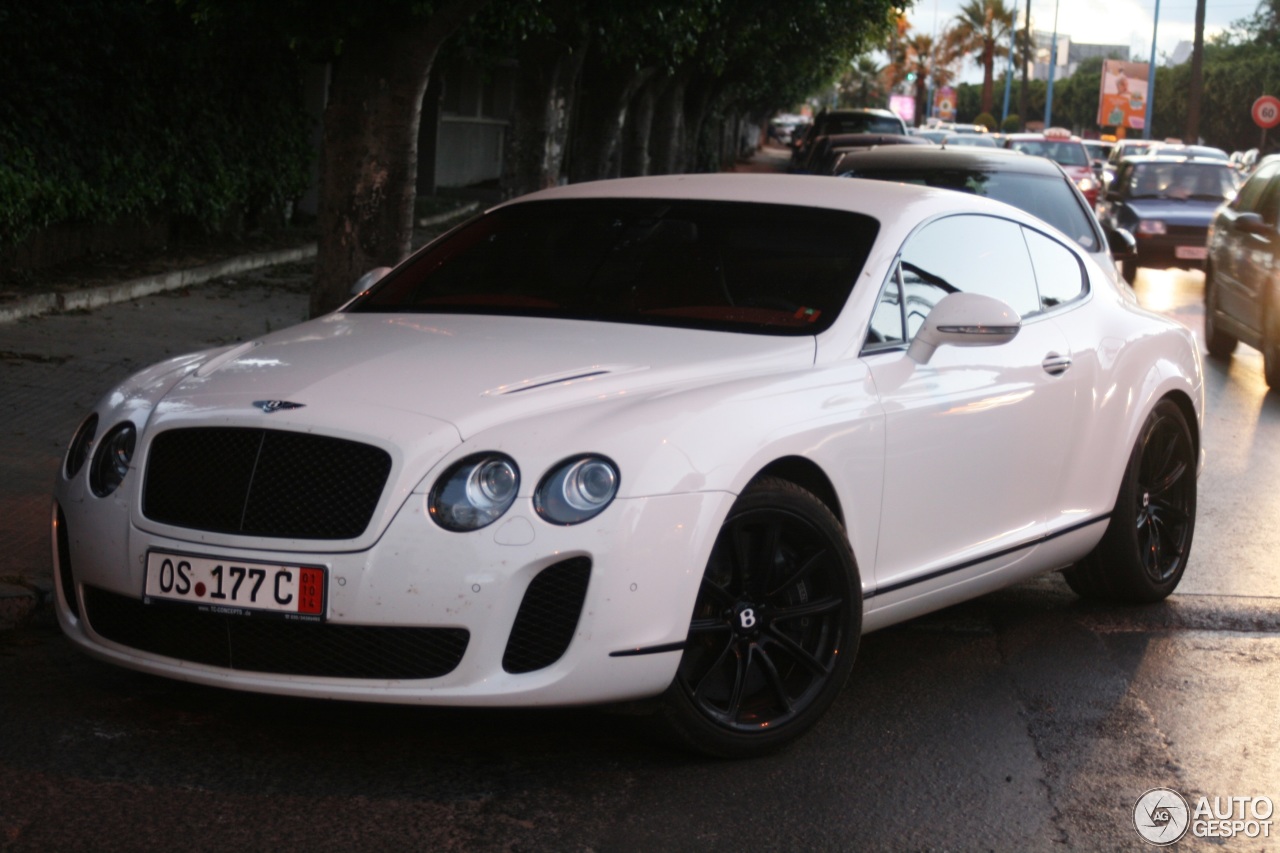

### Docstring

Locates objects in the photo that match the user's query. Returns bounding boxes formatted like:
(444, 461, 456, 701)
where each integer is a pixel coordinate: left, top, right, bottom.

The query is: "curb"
(0, 202, 480, 326)
(0, 244, 318, 325)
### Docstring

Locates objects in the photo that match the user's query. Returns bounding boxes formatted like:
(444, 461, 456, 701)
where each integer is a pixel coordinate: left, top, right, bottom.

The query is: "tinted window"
(821, 115, 905, 135)
(1233, 160, 1280, 214)
(354, 199, 879, 336)
(1023, 227, 1086, 310)
(842, 166, 1099, 251)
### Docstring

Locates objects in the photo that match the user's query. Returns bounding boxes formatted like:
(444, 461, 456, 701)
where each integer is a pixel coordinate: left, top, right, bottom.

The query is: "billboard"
(889, 94, 915, 125)
(934, 87, 956, 122)
(1097, 60, 1149, 130)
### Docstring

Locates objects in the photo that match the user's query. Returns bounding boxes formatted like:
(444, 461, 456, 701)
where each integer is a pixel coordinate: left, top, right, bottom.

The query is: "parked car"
(791, 108, 909, 169)
(831, 146, 1135, 279)
(53, 174, 1203, 758)
(941, 133, 998, 149)
(1097, 154, 1240, 283)
(804, 132, 930, 175)
(1204, 155, 1280, 387)
(1083, 139, 1116, 174)
(1002, 130, 1100, 205)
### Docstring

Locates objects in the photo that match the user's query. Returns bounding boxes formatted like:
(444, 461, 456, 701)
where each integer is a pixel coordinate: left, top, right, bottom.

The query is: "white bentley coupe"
(53, 174, 1203, 757)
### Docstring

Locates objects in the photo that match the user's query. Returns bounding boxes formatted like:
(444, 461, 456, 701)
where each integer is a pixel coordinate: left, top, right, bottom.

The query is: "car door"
(1214, 160, 1280, 335)
(860, 214, 1083, 604)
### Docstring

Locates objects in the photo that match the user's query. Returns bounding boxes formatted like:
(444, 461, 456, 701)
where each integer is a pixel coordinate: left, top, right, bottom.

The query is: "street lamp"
(1043, 0, 1060, 127)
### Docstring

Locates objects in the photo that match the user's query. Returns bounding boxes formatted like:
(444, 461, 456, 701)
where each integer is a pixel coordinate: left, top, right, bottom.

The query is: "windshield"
(1008, 139, 1090, 167)
(1124, 162, 1238, 201)
(840, 167, 1099, 251)
(352, 199, 879, 335)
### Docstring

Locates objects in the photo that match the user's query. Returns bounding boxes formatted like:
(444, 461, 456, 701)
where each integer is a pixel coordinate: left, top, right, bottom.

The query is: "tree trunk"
(1185, 0, 1206, 142)
(649, 72, 689, 176)
(567, 53, 654, 184)
(620, 77, 664, 177)
(680, 75, 719, 173)
(311, 3, 481, 317)
(981, 41, 995, 115)
(500, 33, 588, 200)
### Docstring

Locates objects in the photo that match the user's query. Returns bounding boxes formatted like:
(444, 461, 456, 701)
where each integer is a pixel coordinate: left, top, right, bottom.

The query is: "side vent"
(502, 558, 592, 674)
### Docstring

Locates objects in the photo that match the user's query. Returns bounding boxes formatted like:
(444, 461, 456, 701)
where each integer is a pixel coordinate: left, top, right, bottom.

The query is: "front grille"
(54, 504, 78, 617)
(502, 558, 592, 674)
(83, 586, 468, 679)
(143, 427, 392, 539)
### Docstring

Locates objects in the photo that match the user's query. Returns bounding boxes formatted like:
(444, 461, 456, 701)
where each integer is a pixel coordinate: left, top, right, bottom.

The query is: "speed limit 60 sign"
(1253, 95, 1280, 129)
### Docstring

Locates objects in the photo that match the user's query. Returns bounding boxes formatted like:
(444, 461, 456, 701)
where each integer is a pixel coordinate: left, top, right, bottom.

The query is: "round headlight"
(429, 453, 520, 531)
(535, 455, 619, 525)
(89, 422, 137, 497)
(64, 413, 98, 479)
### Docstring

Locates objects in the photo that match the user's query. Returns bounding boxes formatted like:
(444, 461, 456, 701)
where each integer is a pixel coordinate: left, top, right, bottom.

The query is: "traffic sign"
(1252, 95, 1280, 129)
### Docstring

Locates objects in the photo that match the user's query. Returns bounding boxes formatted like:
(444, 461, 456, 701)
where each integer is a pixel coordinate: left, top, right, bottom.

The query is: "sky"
(907, 0, 1261, 83)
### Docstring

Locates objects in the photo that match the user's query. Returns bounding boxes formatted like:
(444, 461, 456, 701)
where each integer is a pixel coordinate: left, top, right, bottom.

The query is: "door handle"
(1042, 353, 1072, 376)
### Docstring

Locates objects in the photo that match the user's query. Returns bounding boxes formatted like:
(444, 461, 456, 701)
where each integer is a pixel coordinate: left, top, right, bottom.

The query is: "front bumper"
(52, 486, 735, 707)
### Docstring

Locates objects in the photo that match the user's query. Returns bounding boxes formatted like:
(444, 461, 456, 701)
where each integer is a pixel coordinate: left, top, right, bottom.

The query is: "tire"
(1263, 307, 1280, 390)
(1121, 257, 1138, 284)
(1063, 399, 1196, 603)
(658, 477, 861, 759)
(1203, 270, 1238, 359)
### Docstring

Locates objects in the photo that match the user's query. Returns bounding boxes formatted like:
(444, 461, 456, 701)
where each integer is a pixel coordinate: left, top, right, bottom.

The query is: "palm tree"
(838, 55, 887, 109)
(947, 0, 1017, 116)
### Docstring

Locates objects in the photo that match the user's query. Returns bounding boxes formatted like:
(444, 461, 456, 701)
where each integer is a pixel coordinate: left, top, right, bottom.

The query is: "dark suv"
(1204, 155, 1280, 388)
(790, 108, 909, 171)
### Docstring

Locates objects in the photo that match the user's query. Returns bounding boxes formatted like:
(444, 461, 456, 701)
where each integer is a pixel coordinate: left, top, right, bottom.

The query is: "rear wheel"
(659, 478, 860, 758)
(1263, 306, 1280, 390)
(1203, 270, 1238, 359)
(1063, 399, 1196, 603)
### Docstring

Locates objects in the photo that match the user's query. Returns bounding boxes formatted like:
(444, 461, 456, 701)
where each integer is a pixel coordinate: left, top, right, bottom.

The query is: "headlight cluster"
(429, 453, 619, 531)
(65, 415, 138, 497)
(64, 412, 137, 499)
(89, 423, 137, 497)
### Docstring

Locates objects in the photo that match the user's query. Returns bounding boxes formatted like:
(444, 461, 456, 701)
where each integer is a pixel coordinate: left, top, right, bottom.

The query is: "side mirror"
(351, 266, 393, 296)
(1236, 211, 1275, 236)
(1106, 226, 1137, 259)
(907, 292, 1022, 364)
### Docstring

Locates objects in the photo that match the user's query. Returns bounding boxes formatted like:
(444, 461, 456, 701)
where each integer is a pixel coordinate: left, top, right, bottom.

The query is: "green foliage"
(1001, 113, 1021, 132)
(973, 112, 997, 131)
(0, 0, 312, 249)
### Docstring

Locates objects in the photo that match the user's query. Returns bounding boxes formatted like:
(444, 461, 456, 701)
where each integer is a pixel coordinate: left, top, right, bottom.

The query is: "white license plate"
(1175, 245, 1208, 260)
(145, 551, 325, 619)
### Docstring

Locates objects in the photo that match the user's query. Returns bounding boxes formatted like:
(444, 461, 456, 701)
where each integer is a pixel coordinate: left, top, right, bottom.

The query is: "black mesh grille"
(502, 558, 592, 674)
(83, 586, 468, 679)
(55, 504, 79, 618)
(143, 428, 392, 539)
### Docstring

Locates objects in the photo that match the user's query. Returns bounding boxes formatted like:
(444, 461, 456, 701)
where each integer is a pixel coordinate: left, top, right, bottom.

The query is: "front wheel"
(659, 478, 860, 758)
(1262, 307, 1280, 390)
(1203, 271, 1238, 359)
(1063, 399, 1196, 603)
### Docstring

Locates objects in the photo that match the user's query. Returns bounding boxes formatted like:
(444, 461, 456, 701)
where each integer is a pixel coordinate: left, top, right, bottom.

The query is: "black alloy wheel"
(1263, 307, 1280, 389)
(1064, 399, 1196, 603)
(660, 478, 860, 758)
(1203, 270, 1238, 359)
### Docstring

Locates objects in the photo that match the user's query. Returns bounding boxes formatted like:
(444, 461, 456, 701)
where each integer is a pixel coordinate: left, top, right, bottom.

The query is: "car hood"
(1123, 198, 1223, 227)
(153, 312, 816, 442)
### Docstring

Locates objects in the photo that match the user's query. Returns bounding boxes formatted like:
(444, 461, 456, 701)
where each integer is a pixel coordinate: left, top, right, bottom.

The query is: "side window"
(1233, 161, 1280, 213)
(898, 215, 1040, 323)
(1023, 227, 1086, 310)
(866, 268, 906, 348)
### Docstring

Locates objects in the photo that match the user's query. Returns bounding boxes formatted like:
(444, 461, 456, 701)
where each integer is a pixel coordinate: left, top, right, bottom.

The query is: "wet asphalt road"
(1, 262, 1278, 851)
